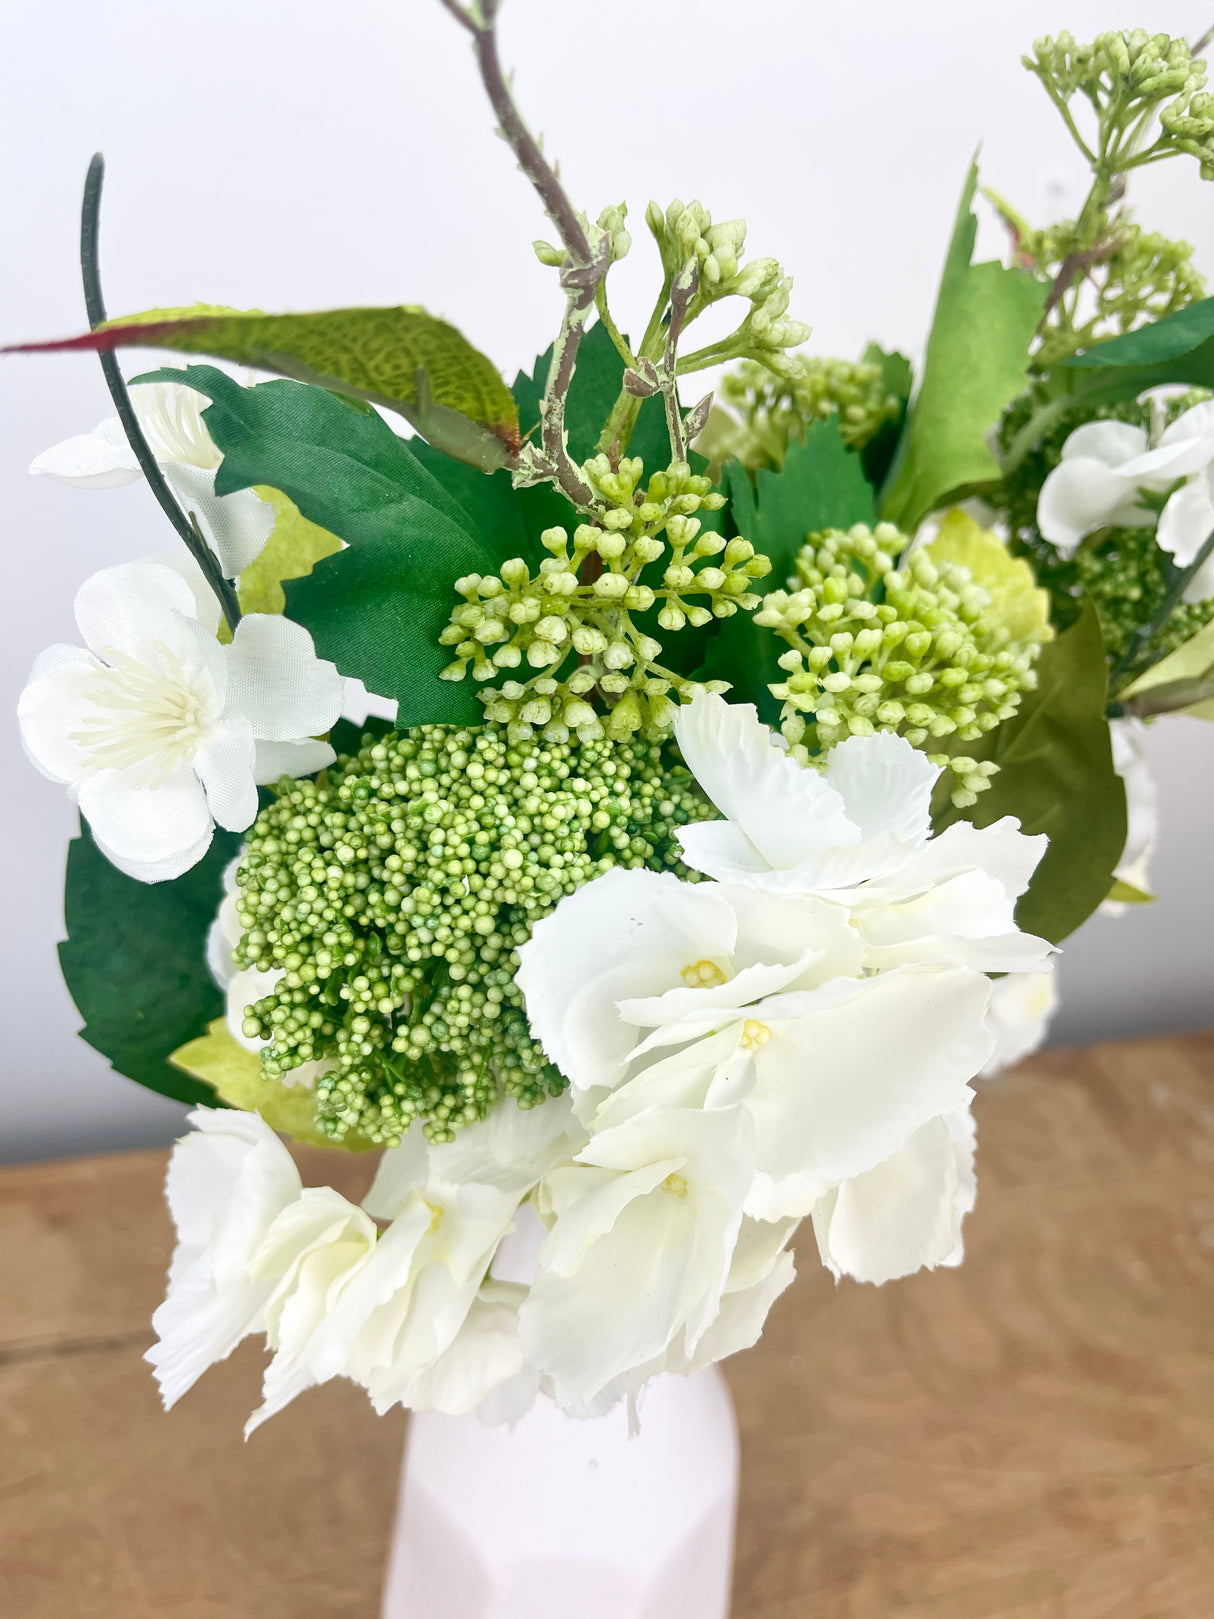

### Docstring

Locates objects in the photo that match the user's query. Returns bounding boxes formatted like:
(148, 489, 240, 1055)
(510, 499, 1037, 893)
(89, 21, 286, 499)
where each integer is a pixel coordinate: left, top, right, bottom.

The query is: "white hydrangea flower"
(1103, 716, 1159, 912)
(672, 693, 1053, 976)
(31, 380, 274, 579)
(981, 972, 1058, 1076)
(1037, 404, 1214, 602)
(18, 561, 343, 881)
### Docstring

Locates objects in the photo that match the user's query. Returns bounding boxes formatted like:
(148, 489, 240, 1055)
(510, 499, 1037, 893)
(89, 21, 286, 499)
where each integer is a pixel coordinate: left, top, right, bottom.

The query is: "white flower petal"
(1037, 457, 1148, 555)
(73, 560, 203, 663)
(30, 423, 142, 488)
(674, 693, 860, 871)
(399, 1282, 527, 1416)
(162, 462, 275, 579)
(1059, 419, 1149, 466)
(224, 614, 345, 741)
(982, 972, 1058, 1076)
(881, 817, 1047, 905)
(195, 713, 258, 832)
(17, 646, 103, 783)
(77, 765, 214, 883)
(823, 730, 939, 845)
(128, 381, 222, 469)
(1157, 473, 1214, 568)
(1121, 435, 1214, 487)
(811, 1108, 977, 1285)
(253, 738, 336, 784)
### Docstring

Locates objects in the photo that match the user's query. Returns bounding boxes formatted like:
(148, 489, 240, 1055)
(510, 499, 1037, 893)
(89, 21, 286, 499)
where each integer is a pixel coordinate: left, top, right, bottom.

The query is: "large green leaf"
(880, 162, 1047, 531)
(11, 304, 519, 470)
(695, 421, 877, 722)
(932, 601, 1126, 944)
(143, 365, 504, 723)
(1055, 295, 1214, 402)
(59, 821, 242, 1107)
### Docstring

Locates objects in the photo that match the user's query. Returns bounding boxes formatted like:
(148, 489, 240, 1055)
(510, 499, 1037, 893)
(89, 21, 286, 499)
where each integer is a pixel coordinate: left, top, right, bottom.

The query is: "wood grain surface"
(1, 1033, 1211, 1619)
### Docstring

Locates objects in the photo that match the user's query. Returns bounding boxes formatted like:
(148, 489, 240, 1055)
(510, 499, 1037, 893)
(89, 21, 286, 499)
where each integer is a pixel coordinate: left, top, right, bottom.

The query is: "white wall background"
(1, 0, 1211, 1163)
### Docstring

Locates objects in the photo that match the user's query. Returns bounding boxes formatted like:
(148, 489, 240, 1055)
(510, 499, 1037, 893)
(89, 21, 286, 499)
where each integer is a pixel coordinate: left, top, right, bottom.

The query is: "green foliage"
(1120, 617, 1214, 720)
(880, 162, 1047, 531)
(932, 601, 1126, 944)
(59, 821, 242, 1107)
(1053, 295, 1214, 403)
(514, 320, 672, 468)
(695, 422, 876, 722)
(31, 304, 520, 470)
(237, 488, 342, 617)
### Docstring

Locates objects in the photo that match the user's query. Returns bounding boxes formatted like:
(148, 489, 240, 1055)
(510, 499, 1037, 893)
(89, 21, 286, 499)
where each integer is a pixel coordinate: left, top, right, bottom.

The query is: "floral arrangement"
(11, 11, 1214, 1432)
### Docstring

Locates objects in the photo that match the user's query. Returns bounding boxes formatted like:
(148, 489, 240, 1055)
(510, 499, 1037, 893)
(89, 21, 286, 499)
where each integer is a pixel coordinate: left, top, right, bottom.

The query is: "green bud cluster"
(756, 524, 1044, 808)
(644, 199, 810, 369)
(232, 725, 715, 1146)
(704, 355, 904, 472)
(439, 456, 769, 742)
(1073, 527, 1214, 677)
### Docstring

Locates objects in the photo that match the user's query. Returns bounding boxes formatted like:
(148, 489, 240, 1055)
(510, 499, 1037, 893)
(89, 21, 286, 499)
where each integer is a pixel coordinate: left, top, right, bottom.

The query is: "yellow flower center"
(741, 1019, 772, 1050)
(680, 959, 728, 988)
(424, 1199, 444, 1235)
(661, 1172, 689, 1197)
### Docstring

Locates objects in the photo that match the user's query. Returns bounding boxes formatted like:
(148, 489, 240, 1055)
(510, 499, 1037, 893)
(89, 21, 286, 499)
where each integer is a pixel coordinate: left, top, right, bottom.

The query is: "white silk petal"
(17, 646, 102, 782)
(30, 423, 142, 488)
(253, 738, 336, 783)
(162, 462, 275, 579)
(78, 765, 214, 880)
(1157, 473, 1214, 568)
(1059, 419, 1148, 465)
(73, 561, 201, 663)
(1037, 457, 1146, 554)
(224, 614, 345, 740)
(823, 730, 939, 845)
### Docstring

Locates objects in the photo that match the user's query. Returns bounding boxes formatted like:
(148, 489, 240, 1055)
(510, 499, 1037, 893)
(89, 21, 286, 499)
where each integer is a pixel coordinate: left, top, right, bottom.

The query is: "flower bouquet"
(11, 10, 1214, 1615)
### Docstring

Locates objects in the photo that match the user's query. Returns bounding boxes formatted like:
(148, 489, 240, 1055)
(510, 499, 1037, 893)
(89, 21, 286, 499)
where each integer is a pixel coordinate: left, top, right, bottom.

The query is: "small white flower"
(672, 693, 1053, 976)
(810, 1107, 977, 1285)
(1037, 404, 1214, 601)
(31, 381, 274, 579)
(981, 972, 1058, 1076)
(1103, 716, 1159, 912)
(18, 561, 344, 882)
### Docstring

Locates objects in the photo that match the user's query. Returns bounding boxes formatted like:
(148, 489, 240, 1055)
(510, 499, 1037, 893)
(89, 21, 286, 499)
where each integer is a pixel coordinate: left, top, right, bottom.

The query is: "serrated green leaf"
(170, 1020, 376, 1151)
(925, 508, 1053, 644)
(932, 600, 1126, 944)
(694, 421, 876, 722)
(59, 820, 241, 1107)
(880, 162, 1047, 531)
(238, 488, 343, 617)
(13, 304, 520, 471)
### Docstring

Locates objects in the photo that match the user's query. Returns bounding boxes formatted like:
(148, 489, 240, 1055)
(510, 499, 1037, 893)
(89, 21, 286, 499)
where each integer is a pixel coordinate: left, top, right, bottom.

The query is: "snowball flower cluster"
(31, 380, 274, 580)
(18, 562, 344, 881)
(1037, 401, 1214, 601)
(151, 695, 1054, 1428)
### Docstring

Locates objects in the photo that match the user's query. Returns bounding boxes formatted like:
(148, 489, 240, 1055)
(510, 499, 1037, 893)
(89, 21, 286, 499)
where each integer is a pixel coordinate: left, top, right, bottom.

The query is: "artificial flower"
(810, 1107, 976, 1284)
(18, 561, 343, 881)
(1037, 404, 1214, 601)
(671, 693, 1054, 976)
(31, 380, 274, 579)
(981, 971, 1059, 1075)
(1104, 716, 1159, 911)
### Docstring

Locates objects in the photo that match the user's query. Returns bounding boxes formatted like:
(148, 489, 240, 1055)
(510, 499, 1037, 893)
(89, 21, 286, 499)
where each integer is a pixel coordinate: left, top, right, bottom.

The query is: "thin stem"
(81, 156, 241, 632)
(661, 267, 697, 464)
(1039, 77, 1098, 166)
(594, 284, 635, 367)
(1108, 525, 1214, 693)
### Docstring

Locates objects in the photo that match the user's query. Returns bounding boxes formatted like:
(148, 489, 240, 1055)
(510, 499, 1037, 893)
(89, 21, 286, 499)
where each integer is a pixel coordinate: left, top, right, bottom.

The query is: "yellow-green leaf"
(925, 508, 1054, 644)
(1106, 878, 1155, 905)
(238, 489, 343, 617)
(170, 1019, 376, 1152)
(9, 303, 520, 472)
(1121, 617, 1214, 720)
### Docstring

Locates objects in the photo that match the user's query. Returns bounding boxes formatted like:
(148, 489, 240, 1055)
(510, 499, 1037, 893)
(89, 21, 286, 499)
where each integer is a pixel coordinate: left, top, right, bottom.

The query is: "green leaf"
(238, 488, 343, 617)
(13, 304, 520, 470)
(170, 1020, 376, 1151)
(515, 321, 672, 470)
(59, 820, 242, 1107)
(880, 162, 1047, 531)
(695, 421, 876, 721)
(1055, 295, 1214, 401)
(859, 342, 913, 490)
(932, 601, 1126, 944)
(924, 508, 1053, 644)
(1106, 878, 1155, 905)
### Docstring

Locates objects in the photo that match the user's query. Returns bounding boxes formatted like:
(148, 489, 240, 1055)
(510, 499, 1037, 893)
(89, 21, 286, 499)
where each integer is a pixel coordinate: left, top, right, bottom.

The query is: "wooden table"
(2, 1034, 1212, 1618)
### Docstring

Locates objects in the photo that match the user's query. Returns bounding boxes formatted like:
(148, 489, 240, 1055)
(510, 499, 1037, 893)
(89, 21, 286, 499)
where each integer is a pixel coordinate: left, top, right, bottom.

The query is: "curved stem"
(81, 155, 241, 632)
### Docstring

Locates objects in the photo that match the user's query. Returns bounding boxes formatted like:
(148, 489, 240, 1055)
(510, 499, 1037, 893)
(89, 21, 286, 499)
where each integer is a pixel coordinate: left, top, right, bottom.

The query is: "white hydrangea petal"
(823, 730, 939, 845)
(73, 561, 201, 662)
(77, 765, 214, 881)
(17, 646, 103, 783)
(982, 972, 1058, 1076)
(1181, 546, 1214, 603)
(1037, 457, 1146, 554)
(857, 869, 1018, 948)
(674, 818, 774, 882)
(863, 931, 1055, 975)
(743, 968, 992, 1219)
(1157, 473, 1214, 568)
(253, 738, 336, 784)
(680, 1221, 799, 1374)
(1120, 435, 1214, 487)
(162, 462, 275, 579)
(361, 1124, 432, 1221)
(1059, 419, 1148, 466)
(879, 817, 1048, 904)
(810, 1108, 977, 1285)
(428, 1093, 583, 1200)
(223, 614, 345, 740)
(673, 693, 860, 870)
(1158, 398, 1214, 446)
(30, 423, 142, 488)
(722, 886, 863, 978)
(616, 946, 823, 1033)
(516, 868, 738, 1090)
(194, 713, 258, 832)
(399, 1282, 527, 1416)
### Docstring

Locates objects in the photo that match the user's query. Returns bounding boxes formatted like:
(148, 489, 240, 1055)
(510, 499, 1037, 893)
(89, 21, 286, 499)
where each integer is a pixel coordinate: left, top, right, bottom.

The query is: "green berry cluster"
(756, 524, 1044, 808)
(440, 456, 769, 742)
(231, 724, 714, 1145)
(1072, 527, 1214, 678)
(708, 355, 904, 472)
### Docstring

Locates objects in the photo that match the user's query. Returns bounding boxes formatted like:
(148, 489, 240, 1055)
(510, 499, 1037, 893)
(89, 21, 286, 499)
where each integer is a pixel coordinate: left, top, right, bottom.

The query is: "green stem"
(80, 155, 241, 633)
(594, 285, 635, 367)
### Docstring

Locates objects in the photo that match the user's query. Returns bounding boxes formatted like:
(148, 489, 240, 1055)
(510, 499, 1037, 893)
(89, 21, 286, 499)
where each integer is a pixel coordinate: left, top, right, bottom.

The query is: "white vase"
(380, 1207, 741, 1619)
